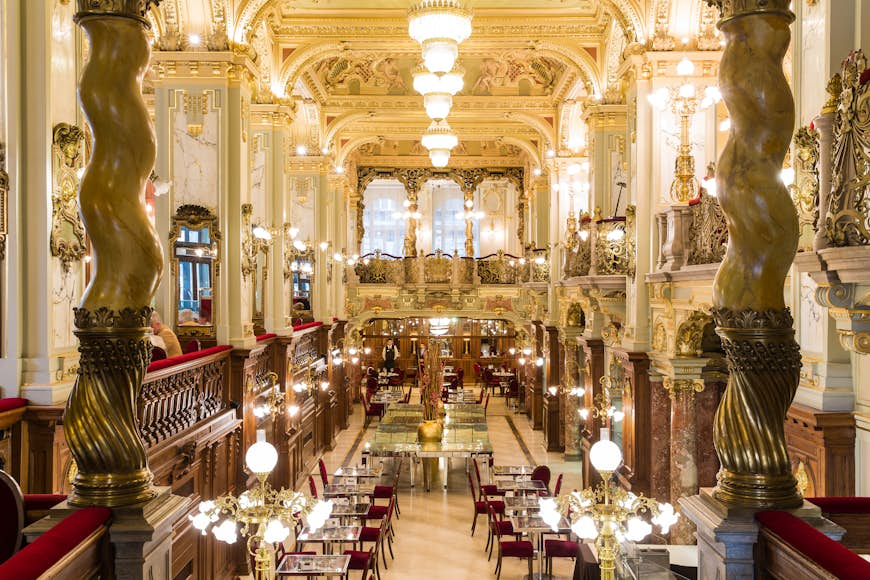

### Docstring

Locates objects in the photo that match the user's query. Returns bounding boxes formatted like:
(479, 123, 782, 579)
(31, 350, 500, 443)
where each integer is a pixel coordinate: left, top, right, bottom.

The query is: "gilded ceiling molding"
(337, 135, 386, 167)
(278, 41, 348, 95)
(601, 0, 646, 44)
(502, 112, 556, 148)
(498, 137, 541, 167)
(324, 111, 377, 148)
(233, 0, 271, 44)
(357, 166, 524, 199)
(525, 40, 602, 97)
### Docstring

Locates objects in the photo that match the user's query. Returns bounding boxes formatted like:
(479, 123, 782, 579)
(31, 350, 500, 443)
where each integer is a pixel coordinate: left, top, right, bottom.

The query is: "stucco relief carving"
(51, 123, 87, 272)
(790, 126, 820, 252)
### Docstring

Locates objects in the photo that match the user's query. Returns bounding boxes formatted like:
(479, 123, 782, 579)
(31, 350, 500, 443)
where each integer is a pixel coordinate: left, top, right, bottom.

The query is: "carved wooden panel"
(785, 403, 855, 498)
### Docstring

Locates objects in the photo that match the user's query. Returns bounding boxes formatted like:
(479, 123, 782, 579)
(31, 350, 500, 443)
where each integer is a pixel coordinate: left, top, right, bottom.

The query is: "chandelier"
(191, 430, 333, 580)
(413, 65, 464, 120)
(408, 0, 472, 73)
(647, 57, 722, 204)
(429, 317, 451, 336)
(538, 429, 679, 580)
(421, 120, 458, 168)
(409, 0, 470, 167)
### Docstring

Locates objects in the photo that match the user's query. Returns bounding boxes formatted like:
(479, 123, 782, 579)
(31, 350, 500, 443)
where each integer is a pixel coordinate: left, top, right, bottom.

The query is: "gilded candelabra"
(539, 431, 679, 580)
(648, 58, 721, 204)
(191, 430, 333, 580)
(579, 389, 624, 424)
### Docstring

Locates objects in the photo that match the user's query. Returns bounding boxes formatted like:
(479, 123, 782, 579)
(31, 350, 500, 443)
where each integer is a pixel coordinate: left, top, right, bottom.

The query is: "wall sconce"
(547, 385, 559, 397)
(252, 372, 284, 419)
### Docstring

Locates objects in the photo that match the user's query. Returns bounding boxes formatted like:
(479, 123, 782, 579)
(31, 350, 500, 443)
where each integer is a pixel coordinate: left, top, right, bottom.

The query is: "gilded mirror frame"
(169, 204, 221, 343)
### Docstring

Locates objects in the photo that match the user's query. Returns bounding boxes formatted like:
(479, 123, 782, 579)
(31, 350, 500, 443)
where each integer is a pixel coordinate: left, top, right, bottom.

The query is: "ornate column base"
(712, 308, 803, 509)
(680, 489, 844, 580)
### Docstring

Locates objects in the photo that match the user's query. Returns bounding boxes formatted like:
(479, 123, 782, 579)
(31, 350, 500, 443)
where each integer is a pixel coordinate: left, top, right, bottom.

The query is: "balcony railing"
(655, 192, 727, 272)
(561, 207, 636, 279)
(350, 248, 550, 286)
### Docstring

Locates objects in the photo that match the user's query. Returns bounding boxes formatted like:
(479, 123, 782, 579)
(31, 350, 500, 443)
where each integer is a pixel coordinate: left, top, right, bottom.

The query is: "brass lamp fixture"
(290, 354, 329, 396)
(191, 430, 334, 580)
(647, 57, 722, 204)
(579, 390, 624, 424)
(252, 372, 285, 420)
(538, 430, 679, 580)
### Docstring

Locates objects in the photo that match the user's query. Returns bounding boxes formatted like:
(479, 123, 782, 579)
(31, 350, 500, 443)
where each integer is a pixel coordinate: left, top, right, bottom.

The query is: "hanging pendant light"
(422, 120, 458, 168)
(408, 0, 473, 73)
(413, 65, 464, 120)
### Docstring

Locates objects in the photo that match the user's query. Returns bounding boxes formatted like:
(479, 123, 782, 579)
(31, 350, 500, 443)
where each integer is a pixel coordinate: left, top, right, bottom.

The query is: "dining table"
(328, 500, 371, 524)
(295, 525, 361, 555)
(276, 554, 350, 577)
(511, 514, 571, 580)
(503, 495, 543, 514)
(492, 465, 536, 481)
(334, 465, 382, 479)
(322, 483, 374, 498)
(497, 478, 548, 495)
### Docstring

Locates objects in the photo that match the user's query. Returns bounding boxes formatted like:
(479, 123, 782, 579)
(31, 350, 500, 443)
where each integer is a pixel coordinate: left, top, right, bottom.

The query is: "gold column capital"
(75, 0, 161, 25)
(703, 0, 793, 24)
(662, 377, 705, 401)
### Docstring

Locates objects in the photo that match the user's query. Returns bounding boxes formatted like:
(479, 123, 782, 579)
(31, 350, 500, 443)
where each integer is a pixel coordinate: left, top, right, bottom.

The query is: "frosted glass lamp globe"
(589, 428, 622, 472)
(246, 429, 278, 475)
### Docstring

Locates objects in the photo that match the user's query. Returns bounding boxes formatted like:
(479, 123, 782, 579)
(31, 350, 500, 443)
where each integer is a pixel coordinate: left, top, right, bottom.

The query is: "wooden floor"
(263, 391, 583, 580)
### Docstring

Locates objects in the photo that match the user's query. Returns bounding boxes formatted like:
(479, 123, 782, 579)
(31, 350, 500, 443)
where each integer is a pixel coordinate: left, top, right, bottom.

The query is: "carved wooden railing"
(0, 398, 26, 473)
(354, 251, 404, 284)
(595, 216, 632, 275)
(138, 345, 233, 447)
(529, 247, 550, 283)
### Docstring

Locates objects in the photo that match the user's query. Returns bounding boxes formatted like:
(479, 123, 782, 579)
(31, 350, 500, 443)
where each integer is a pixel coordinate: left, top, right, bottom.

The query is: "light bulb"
(613, 410, 625, 422)
(518, 357, 526, 366)
(296, 145, 307, 156)
(676, 57, 695, 76)
(430, 149, 450, 168)
(212, 519, 238, 544)
(579, 408, 589, 419)
(190, 511, 211, 532)
(719, 118, 731, 132)
(625, 517, 653, 542)
(533, 167, 542, 176)
(288, 404, 300, 417)
(780, 167, 795, 187)
(571, 515, 599, 540)
(246, 430, 278, 474)
(678, 83, 695, 99)
(508, 348, 516, 355)
(422, 39, 458, 73)
(320, 242, 329, 251)
(536, 357, 544, 367)
(652, 503, 680, 534)
(188, 33, 201, 47)
(320, 381, 329, 391)
(579, 230, 589, 241)
(334, 356, 343, 365)
(423, 93, 453, 120)
(263, 519, 290, 544)
(589, 428, 622, 472)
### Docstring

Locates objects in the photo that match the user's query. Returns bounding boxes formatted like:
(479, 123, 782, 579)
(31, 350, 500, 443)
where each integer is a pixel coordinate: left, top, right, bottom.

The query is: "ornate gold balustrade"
(562, 209, 635, 280)
(654, 192, 727, 273)
(349, 248, 550, 287)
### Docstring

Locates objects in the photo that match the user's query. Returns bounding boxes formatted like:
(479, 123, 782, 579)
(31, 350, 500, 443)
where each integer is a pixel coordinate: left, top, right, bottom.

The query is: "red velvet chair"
(544, 538, 579, 575)
(531, 465, 551, 492)
(468, 472, 504, 536)
(150, 346, 167, 361)
(343, 546, 376, 580)
(318, 458, 330, 487)
(490, 503, 534, 580)
(552, 473, 564, 497)
(182, 339, 201, 354)
(473, 458, 505, 500)
(308, 475, 319, 499)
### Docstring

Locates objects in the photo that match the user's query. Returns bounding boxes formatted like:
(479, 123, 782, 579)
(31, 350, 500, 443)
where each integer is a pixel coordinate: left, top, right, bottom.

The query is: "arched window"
(430, 180, 479, 256)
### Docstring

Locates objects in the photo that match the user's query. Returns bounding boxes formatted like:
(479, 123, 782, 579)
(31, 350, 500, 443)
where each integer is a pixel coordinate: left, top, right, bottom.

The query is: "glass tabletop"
(297, 525, 361, 543)
(329, 501, 370, 516)
(276, 555, 350, 576)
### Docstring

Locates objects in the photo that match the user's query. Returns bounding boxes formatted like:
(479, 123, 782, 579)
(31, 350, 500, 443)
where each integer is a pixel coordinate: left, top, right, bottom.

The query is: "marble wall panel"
(172, 99, 219, 210)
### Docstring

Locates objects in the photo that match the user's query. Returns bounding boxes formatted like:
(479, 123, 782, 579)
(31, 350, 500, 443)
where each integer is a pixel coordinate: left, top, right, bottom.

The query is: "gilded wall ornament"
(675, 311, 711, 357)
(825, 50, 870, 246)
(51, 123, 87, 272)
(74, 0, 162, 24)
(662, 377, 705, 400)
(790, 126, 820, 252)
(687, 185, 728, 265)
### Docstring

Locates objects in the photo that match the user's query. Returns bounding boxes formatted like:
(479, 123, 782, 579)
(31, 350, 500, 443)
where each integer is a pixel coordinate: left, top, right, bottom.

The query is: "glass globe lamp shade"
(422, 39, 459, 73)
(589, 428, 622, 472)
(439, 68, 464, 94)
(424, 93, 453, 120)
(246, 429, 278, 475)
(263, 519, 291, 544)
(676, 57, 695, 76)
(429, 149, 450, 168)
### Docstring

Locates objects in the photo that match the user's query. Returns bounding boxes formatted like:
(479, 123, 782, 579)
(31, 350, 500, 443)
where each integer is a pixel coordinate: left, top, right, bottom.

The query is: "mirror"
(284, 231, 315, 326)
(252, 244, 268, 335)
(170, 205, 220, 343)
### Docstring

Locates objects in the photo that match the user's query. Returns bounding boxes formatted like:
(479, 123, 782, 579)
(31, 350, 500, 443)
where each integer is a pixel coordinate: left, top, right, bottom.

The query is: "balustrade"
(349, 248, 551, 286)
(655, 191, 728, 272)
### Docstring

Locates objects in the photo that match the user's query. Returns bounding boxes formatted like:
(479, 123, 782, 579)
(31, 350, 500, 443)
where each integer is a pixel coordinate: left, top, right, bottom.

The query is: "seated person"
(178, 308, 199, 326)
(150, 312, 182, 358)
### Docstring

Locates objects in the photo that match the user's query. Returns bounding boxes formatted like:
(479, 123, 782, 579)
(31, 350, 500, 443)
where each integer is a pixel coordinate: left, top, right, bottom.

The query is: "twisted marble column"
(65, 2, 163, 507)
(708, 0, 802, 508)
